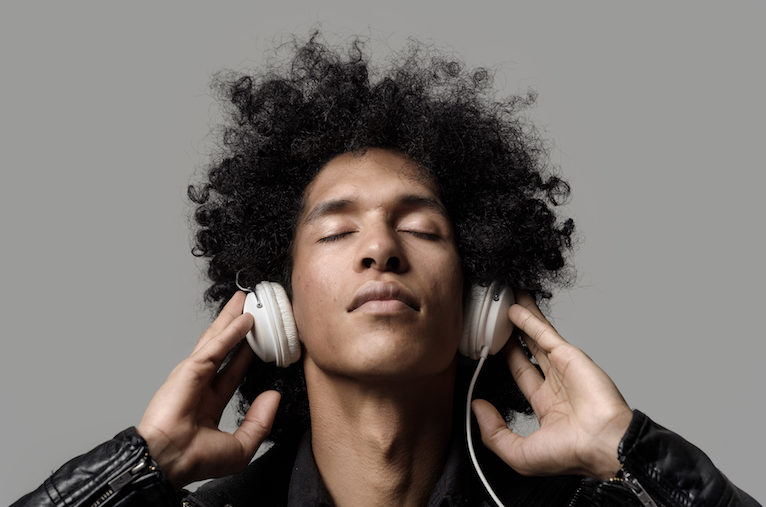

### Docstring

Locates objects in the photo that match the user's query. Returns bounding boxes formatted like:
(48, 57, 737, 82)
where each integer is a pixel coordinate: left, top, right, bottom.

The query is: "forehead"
(302, 148, 438, 210)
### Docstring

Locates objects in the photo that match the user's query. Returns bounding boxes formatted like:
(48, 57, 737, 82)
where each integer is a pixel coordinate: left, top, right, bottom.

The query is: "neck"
(304, 357, 456, 507)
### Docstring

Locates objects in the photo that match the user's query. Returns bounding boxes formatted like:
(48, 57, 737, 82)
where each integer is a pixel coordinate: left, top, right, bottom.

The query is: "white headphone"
(242, 279, 515, 506)
(242, 282, 301, 367)
(241, 281, 514, 366)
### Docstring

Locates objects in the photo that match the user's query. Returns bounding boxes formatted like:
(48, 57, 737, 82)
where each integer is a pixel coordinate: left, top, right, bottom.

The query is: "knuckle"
(511, 362, 527, 380)
(520, 312, 535, 332)
(250, 412, 272, 434)
(483, 419, 507, 447)
(185, 354, 218, 378)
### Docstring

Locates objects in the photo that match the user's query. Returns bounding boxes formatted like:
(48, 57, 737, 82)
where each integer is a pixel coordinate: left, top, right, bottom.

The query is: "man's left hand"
(471, 289, 633, 480)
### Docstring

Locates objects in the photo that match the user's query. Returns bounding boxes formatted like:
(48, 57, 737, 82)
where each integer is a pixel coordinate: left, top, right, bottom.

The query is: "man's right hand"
(137, 291, 281, 489)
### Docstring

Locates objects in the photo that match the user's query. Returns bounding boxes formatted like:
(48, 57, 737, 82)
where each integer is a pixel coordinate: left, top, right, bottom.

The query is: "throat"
(305, 361, 456, 507)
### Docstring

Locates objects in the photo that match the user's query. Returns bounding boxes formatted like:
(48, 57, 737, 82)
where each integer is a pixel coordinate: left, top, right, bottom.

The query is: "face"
(291, 148, 464, 380)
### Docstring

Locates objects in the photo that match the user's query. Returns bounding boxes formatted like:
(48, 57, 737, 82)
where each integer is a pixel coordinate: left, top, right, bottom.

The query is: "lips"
(347, 281, 420, 312)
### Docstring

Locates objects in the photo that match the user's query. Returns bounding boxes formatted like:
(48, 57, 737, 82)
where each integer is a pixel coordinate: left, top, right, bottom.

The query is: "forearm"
(587, 410, 760, 506)
(11, 427, 178, 507)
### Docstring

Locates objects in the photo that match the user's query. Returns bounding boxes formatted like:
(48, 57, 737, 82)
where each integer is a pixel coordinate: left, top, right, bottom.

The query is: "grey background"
(1, 2, 764, 503)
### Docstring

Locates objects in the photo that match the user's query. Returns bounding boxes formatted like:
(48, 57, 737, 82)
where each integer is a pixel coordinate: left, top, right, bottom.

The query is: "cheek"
(441, 254, 465, 332)
(435, 251, 463, 301)
(291, 258, 342, 339)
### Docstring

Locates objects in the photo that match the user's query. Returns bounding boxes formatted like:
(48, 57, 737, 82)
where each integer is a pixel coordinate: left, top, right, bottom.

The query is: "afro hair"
(188, 31, 575, 440)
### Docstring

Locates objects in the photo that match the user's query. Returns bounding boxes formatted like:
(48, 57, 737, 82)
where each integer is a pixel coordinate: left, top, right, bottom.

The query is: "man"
(14, 33, 758, 506)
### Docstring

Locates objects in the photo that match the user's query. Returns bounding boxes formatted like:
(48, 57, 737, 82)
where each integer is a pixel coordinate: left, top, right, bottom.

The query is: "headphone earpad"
(459, 283, 515, 360)
(243, 282, 301, 367)
(269, 282, 300, 366)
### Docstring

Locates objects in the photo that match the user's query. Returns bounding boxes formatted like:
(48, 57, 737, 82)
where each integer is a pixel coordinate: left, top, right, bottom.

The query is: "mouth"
(348, 281, 420, 312)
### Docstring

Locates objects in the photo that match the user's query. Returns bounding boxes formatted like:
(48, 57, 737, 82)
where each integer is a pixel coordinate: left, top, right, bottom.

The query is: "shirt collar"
(286, 429, 474, 507)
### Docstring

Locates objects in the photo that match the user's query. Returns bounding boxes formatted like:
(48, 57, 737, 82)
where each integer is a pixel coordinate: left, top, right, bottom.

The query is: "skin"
(290, 148, 464, 505)
(291, 148, 464, 381)
(136, 293, 281, 488)
(137, 147, 633, 502)
(472, 292, 634, 481)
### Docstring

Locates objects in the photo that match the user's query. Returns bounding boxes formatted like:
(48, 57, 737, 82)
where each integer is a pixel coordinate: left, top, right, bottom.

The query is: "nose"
(357, 224, 408, 273)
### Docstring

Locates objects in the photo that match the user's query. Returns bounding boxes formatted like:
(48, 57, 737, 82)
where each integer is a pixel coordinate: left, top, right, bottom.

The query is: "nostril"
(361, 256, 401, 270)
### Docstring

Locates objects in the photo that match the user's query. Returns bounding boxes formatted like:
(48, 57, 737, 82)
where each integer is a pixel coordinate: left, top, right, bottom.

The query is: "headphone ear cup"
(243, 282, 301, 367)
(460, 285, 485, 358)
(459, 283, 515, 360)
(268, 282, 300, 367)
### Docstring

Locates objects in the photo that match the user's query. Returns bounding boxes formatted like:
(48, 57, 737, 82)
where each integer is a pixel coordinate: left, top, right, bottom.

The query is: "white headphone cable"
(465, 345, 504, 507)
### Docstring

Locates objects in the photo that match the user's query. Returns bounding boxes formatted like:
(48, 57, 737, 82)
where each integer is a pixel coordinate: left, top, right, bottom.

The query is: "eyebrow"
(302, 194, 449, 225)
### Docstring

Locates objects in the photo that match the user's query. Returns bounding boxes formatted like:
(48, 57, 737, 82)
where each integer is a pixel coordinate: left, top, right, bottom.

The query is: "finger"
(507, 305, 553, 376)
(191, 312, 254, 374)
(508, 303, 567, 353)
(233, 390, 281, 462)
(212, 339, 255, 401)
(193, 291, 248, 353)
(519, 333, 551, 376)
(471, 399, 530, 474)
(513, 290, 556, 372)
(506, 338, 544, 400)
(513, 289, 551, 323)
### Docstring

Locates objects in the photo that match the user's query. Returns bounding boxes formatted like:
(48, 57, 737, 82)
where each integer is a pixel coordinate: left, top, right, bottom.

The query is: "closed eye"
(401, 230, 440, 240)
(318, 231, 356, 243)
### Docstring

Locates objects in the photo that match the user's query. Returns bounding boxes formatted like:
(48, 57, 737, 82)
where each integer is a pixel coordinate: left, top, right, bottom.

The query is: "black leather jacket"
(12, 410, 760, 506)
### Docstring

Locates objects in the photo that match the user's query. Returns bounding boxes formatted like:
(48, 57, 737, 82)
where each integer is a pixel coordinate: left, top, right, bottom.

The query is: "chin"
(320, 332, 459, 381)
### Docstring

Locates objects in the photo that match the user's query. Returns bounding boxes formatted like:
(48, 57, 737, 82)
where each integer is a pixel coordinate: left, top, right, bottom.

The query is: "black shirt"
(190, 428, 583, 506)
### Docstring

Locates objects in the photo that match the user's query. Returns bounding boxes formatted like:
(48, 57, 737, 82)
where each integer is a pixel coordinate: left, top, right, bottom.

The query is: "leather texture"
(614, 410, 759, 507)
(11, 412, 761, 506)
(11, 428, 177, 507)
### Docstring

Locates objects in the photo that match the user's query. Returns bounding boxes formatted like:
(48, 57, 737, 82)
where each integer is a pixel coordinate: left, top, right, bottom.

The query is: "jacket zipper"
(568, 469, 659, 507)
(567, 478, 587, 507)
(86, 451, 151, 507)
(609, 467, 659, 507)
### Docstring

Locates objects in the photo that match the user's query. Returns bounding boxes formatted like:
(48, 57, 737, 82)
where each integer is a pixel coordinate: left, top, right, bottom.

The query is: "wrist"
(583, 408, 634, 480)
(136, 423, 187, 489)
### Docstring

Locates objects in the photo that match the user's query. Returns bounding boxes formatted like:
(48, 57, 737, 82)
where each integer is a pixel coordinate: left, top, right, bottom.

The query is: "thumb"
(472, 399, 527, 472)
(233, 390, 281, 462)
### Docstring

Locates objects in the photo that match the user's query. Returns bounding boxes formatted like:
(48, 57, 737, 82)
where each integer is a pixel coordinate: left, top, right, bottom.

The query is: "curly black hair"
(188, 32, 575, 441)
